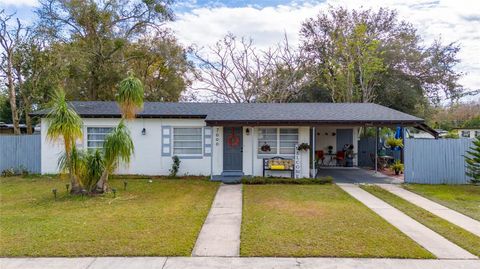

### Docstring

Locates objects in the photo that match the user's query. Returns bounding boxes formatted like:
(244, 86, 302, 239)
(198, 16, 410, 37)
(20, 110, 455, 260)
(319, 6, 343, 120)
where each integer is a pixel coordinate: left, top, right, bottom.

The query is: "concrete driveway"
(316, 168, 403, 184)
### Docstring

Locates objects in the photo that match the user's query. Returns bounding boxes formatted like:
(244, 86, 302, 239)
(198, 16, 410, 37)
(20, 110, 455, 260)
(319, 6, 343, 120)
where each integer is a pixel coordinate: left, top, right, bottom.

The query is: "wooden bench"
(263, 157, 295, 178)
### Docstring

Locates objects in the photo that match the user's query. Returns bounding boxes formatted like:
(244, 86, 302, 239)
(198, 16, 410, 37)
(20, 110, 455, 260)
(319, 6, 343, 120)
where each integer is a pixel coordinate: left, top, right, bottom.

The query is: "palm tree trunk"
(95, 169, 109, 193)
(68, 153, 82, 194)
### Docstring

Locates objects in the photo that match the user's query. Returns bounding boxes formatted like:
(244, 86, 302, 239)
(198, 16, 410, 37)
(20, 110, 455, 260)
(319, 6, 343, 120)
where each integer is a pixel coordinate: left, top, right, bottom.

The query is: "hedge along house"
(34, 102, 435, 182)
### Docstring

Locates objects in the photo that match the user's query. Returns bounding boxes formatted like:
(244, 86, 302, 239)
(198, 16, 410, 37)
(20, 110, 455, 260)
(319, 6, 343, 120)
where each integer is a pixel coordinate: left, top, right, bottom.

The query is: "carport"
(316, 167, 403, 184)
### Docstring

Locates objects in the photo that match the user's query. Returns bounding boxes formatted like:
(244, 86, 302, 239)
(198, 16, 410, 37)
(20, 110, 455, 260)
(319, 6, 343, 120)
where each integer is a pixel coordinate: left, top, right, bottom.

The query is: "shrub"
(169, 155, 181, 177)
(465, 136, 480, 184)
(241, 176, 333, 185)
(390, 160, 404, 174)
(1, 168, 15, 177)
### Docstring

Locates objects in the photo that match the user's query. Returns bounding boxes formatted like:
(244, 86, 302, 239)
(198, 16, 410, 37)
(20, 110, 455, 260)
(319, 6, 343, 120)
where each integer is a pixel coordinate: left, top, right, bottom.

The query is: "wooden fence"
(0, 134, 41, 174)
(404, 138, 474, 184)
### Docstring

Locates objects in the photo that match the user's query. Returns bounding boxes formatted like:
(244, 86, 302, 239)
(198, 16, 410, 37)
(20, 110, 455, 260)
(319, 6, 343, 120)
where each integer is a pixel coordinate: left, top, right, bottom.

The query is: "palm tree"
(116, 74, 144, 119)
(47, 90, 83, 194)
(94, 120, 134, 193)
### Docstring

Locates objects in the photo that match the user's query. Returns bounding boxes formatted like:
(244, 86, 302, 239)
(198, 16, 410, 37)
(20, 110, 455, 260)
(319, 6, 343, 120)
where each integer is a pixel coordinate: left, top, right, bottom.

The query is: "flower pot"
(395, 170, 400, 175)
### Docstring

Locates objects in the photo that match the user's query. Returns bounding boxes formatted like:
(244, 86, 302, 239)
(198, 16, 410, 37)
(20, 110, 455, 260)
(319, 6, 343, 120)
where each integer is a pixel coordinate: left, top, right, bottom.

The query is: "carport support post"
(374, 127, 379, 173)
(312, 127, 316, 178)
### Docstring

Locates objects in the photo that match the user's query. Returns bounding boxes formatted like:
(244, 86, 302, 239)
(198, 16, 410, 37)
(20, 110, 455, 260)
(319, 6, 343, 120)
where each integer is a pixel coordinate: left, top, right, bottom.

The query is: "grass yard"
(0, 176, 219, 257)
(362, 185, 480, 257)
(241, 184, 433, 258)
(403, 184, 480, 221)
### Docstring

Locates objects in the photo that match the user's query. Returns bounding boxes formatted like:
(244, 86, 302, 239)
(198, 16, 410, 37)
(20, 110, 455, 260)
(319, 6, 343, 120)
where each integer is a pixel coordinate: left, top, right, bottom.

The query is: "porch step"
(212, 171, 244, 184)
(221, 171, 244, 177)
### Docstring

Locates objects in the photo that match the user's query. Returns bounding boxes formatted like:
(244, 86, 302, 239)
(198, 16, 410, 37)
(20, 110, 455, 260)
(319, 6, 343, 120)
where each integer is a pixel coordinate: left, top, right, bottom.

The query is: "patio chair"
(334, 151, 345, 166)
(315, 150, 325, 166)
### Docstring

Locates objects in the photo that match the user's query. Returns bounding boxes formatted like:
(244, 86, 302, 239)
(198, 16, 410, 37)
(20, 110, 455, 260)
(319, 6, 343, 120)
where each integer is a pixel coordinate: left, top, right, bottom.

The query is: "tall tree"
(36, 0, 175, 100)
(194, 34, 305, 103)
(127, 32, 193, 102)
(300, 7, 468, 113)
(0, 11, 26, 134)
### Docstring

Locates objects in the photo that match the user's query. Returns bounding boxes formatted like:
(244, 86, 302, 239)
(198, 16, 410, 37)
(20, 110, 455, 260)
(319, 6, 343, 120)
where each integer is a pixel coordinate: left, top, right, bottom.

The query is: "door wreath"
(226, 127, 240, 147)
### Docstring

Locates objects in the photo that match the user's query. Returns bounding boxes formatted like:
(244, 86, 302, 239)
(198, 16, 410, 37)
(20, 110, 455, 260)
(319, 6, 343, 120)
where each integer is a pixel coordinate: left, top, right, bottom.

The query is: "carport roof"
(32, 101, 425, 126)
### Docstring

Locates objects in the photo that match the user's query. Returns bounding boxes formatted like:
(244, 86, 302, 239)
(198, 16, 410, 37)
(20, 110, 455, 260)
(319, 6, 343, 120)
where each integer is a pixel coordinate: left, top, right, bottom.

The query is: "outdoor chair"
(315, 150, 325, 166)
(334, 151, 345, 166)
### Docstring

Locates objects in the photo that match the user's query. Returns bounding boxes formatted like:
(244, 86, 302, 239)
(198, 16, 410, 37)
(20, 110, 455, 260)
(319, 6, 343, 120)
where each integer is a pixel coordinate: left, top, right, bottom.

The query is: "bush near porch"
(241, 184, 433, 258)
(241, 176, 333, 185)
(0, 176, 219, 256)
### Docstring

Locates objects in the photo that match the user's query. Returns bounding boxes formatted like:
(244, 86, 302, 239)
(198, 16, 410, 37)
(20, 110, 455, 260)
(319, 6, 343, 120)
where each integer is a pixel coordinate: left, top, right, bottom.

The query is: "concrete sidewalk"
(337, 183, 477, 259)
(377, 184, 480, 237)
(191, 184, 242, 257)
(1, 257, 479, 269)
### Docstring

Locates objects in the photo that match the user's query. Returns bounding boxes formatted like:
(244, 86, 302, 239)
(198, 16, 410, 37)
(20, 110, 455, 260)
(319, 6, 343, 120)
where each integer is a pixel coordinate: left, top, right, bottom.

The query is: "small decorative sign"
(294, 144, 301, 178)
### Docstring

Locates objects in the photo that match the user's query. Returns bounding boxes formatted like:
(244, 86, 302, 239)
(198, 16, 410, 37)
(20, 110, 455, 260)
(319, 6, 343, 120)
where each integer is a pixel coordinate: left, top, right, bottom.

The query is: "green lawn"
(241, 184, 433, 258)
(362, 185, 480, 257)
(0, 176, 219, 257)
(403, 184, 480, 221)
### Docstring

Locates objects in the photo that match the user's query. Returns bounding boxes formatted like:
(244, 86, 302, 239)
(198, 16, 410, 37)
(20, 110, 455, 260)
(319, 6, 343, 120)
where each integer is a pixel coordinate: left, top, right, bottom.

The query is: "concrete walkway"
(191, 184, 242, 257)
(2, 257, 480, 269)
(337, 183, 477, 259)
(378, 184, 480, 237)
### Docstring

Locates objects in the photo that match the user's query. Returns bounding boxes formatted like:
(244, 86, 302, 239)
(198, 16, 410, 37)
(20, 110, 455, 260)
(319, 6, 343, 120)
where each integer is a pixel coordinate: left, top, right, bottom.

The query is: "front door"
(223, 127, 243, 171)
(336, 129, 353, 151)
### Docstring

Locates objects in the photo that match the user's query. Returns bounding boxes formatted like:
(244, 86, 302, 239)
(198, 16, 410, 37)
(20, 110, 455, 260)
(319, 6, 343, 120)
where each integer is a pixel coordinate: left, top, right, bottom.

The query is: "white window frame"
(461, 130, 471, 138)
(257, 127, 299, 156)
(86, 126, 114, 150)
(172, 127, 203, 156)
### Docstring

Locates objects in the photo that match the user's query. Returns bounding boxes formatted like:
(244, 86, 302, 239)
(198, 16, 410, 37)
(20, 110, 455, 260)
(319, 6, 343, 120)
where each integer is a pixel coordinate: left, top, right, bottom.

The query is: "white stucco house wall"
(453, 128, 480, 139)
(35, 102, 431, 182)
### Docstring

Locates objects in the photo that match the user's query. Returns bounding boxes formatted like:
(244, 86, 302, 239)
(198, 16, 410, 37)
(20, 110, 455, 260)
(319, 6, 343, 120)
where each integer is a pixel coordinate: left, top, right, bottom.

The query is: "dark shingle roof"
(32, 101, 424, 124)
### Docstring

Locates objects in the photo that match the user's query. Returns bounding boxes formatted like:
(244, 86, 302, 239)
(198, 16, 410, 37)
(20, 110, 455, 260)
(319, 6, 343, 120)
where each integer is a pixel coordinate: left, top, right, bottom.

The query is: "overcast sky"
(2, 0, 479, 100)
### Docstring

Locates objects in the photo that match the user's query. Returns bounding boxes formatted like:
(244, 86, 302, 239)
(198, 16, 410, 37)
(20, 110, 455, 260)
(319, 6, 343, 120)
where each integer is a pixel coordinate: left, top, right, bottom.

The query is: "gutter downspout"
(251, 127, 255, 177)
(375, 127, 379, 173)
(312, 127, 316, 178)
(210, 127, 214, 181)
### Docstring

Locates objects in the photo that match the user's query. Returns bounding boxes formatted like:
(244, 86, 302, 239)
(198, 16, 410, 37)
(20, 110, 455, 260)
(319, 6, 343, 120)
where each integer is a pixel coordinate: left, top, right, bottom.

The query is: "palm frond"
(46, 89, 83, 153)
(116, 74, 144, 119)
(103, 120, 135, 172)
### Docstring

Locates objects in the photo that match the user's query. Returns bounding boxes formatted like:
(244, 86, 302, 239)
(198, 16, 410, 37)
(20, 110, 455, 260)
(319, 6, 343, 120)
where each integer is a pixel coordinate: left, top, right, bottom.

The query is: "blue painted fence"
(404, 138, 474, 184)
(0, 134, 41, 174)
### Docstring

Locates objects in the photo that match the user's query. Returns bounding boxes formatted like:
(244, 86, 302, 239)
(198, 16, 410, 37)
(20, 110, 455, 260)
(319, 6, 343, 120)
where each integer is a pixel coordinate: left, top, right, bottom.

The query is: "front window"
(173, 127, 203, 155)
(87, 127, 114, 149)
(258, 128, 298, 155)
(461, 131, 471, 138)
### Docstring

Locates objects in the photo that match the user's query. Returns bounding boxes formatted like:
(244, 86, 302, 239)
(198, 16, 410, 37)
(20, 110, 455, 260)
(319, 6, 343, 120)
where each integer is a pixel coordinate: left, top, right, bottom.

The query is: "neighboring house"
(0, 122, 31, 135)
(33, 102, 434, 182)
(407, 129, 447, 139)
(452, 128, 480, 139)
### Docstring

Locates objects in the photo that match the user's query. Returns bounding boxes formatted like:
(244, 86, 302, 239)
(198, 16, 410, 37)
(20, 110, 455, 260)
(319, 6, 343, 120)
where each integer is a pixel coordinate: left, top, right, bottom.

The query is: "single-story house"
(33, 102, 435, 182)
(452, 128, 480, 139)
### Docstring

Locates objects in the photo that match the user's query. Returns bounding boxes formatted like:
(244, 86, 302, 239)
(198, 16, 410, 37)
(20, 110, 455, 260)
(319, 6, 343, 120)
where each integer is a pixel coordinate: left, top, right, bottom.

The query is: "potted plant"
(386, 137, 403, 149)
(327, 145, 333, 154)
(260, 142, 271, 152)
(390, 160, 404, 175)
(297, 143, 311, 151)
